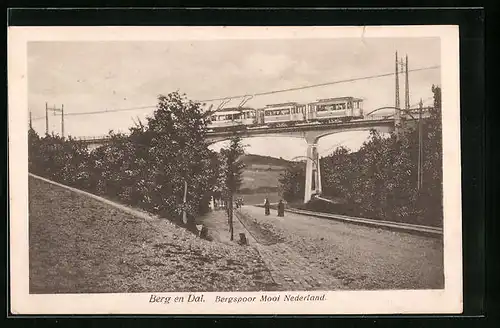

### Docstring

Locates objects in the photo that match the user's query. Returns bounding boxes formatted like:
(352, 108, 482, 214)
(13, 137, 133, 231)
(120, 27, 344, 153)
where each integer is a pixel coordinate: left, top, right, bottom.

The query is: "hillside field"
(237, 154, 294, 204)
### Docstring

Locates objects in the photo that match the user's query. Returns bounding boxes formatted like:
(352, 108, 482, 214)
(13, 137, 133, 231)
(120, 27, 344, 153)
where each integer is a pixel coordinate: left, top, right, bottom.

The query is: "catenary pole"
(45, 102, 49, 135)
(61, 104, 65, 139)
(418, 98, 423, 190)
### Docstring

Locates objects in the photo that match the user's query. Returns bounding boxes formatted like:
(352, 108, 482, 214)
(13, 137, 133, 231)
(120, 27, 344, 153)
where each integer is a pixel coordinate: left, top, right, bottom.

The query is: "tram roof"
(211, 107, 255, 114)
(211, 110, 243, 115)
(312, 96, 364, 104)
(264, 102, 299, 108)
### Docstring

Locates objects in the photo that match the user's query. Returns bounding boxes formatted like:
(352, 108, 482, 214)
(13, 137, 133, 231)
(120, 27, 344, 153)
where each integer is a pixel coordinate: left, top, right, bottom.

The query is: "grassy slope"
(29, 176, 277, 293)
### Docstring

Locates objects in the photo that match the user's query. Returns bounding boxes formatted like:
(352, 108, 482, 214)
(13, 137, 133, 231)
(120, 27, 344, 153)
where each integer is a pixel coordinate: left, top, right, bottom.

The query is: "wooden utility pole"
(394, 51, 401, 138)
(405, 55, 410, 117)
(61, 104, 65, 139)
(45, 102, 49, 135)
(182, 180, 188, 225)
(29, 110, 32, 129)
(417, 98, 424, 190)
(228, 191, 234, 241)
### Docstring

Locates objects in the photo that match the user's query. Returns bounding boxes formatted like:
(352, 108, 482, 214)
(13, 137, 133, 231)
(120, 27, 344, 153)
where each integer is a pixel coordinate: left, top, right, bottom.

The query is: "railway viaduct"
(78, 114, 428, 203)
(205, 118, 399, 203)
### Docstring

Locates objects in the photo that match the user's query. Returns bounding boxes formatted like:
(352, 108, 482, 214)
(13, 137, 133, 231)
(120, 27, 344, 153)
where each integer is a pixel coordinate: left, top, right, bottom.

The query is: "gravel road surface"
(239, 205, 444, 290)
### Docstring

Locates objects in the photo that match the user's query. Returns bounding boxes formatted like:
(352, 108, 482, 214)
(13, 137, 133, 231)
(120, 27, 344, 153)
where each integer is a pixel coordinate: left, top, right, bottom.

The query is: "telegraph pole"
(182, 180, 188, 225)
(417, 98, 423, 190)
(61, 104, 65, 139)
(405, 56, 409, 112)
(394, 51, 401, 137)
(45, 102, 49, 135)
(29, 110, 32, 129)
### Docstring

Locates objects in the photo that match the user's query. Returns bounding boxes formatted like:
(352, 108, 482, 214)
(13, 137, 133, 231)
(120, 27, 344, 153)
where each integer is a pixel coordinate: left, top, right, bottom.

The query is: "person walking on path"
(264, 198, 270, 216)
(277, 199, 285, 217)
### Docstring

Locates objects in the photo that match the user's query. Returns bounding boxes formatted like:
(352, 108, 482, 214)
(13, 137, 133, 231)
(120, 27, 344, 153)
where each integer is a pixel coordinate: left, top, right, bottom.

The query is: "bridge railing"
(75, 135, 112, 141)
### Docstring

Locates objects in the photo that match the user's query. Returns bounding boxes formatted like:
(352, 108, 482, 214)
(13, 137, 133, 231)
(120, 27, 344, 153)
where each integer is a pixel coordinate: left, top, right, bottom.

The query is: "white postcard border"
(8, 25, 462, 315)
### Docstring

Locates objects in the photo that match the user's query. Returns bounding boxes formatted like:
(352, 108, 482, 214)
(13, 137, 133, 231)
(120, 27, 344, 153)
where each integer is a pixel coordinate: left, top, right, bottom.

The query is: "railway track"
(283, 207, 443, 236)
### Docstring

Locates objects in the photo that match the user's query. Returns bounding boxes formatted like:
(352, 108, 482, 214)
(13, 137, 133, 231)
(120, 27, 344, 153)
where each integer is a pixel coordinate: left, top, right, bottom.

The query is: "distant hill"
(236, 154, 303, 204)
(239, 154, 293, 168)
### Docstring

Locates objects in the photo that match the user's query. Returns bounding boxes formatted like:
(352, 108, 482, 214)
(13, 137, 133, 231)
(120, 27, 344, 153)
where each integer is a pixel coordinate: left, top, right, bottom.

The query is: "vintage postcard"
(8, 26, 462, 315)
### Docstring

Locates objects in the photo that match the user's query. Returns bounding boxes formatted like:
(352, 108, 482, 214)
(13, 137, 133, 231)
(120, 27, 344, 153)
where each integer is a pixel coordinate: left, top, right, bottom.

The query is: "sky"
(28, 37, 440, 159)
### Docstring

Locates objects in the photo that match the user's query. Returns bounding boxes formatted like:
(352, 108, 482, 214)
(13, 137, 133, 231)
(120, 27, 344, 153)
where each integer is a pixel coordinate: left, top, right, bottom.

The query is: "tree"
(219, 133, 245, 241)
(279, 162, 305, 202)
(139, 92, 216, 230)
(28, 127, 41, 174)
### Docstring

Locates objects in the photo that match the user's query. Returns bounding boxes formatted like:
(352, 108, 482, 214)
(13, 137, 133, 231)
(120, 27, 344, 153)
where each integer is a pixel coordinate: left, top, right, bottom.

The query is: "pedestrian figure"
(278, 199, 285, 217)
(264, 198, 270, 216)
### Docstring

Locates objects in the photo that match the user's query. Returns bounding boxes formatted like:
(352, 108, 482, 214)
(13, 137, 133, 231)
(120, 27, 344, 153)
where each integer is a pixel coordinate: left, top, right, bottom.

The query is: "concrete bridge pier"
(304, 140, 322, 204)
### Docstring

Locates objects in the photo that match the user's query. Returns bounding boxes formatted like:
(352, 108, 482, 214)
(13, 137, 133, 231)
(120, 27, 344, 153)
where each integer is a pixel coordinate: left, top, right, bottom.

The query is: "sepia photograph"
(9, 26, 462, 315)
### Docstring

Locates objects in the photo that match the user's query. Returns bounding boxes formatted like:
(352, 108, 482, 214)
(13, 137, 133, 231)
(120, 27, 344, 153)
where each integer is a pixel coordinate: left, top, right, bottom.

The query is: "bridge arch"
(306, 125, 394, 145)
(206, 133, 308, 147)
(364, 106, 419, 119)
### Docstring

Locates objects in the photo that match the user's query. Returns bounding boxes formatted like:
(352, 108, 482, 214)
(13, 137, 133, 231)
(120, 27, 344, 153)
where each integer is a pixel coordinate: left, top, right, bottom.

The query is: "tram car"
(259, 102, 306, 127)
(206, 96, 365, 131)
(306, 97, 364, 123)
(207, 107, 257, 131)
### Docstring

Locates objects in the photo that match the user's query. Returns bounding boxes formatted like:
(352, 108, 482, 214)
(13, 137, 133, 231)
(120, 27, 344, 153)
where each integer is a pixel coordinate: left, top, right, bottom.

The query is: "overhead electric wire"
(30, 65, 440, 120)
(322, 137, 355, 155)
(198, 65, 440, 102)
(30, 104, 157, 121)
